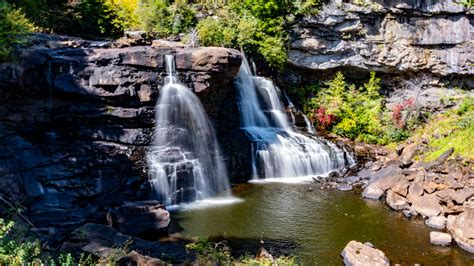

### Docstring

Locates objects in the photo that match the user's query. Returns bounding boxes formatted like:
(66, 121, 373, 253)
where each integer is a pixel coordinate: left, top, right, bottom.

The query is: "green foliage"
(297, 72, 413, 145)
(185, 237, 232, 264)
(0, 1, 34, 61)
(0, 219, 41, 265)
(194, 0, 303, 69)
(138, 0, 197, 37)
(413, 96, 474, 162)
(460, 0, 473, 7)
(103, 0, 140, 32)
(186, 237, 298, 265)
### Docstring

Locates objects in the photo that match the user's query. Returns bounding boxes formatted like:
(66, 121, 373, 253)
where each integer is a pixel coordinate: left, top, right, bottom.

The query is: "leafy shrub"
(0, 219, 41, 264)
(138, 0, 197, 38)
(185, 237, 232, 264)
(103, 0, 140, 32)
(297, 72, 412, 144)
(0, 1, 34, 61)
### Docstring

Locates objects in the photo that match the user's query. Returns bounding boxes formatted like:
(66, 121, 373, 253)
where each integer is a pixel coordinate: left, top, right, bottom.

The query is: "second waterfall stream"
(235, 55, 354, 181)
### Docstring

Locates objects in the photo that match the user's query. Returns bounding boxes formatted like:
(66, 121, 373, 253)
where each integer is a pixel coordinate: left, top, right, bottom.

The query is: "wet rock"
(425, 216, 447, 230)
(337, 184, 353, 191)
(447, 209, 474, 253)
(386, 190, 409, 211)
(341, 240, 389, 266)
(108, 201, 170, 239)
(412, 194, 443, 218)
(403, 208, 417, 219)
(430, 232, 452, 246)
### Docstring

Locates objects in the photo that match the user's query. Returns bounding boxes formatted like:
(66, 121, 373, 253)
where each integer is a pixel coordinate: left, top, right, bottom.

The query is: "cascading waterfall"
(147, 55, 231, 206)
(235, 56, 354, 180)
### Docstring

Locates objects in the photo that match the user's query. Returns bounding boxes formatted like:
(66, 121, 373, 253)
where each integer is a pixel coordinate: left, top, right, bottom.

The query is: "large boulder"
(341, 241, 390, 266)
(362, 174, 403, 200)
(107, 201, 170, 239)
(412, 194, 443, 218)
(447, 209, 474, 253)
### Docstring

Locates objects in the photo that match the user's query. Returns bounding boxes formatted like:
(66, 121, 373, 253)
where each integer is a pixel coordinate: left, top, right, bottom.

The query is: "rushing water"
(147, 55, 231, 206)
(174, 183, 474, 265)
(235, 56, 353, 180)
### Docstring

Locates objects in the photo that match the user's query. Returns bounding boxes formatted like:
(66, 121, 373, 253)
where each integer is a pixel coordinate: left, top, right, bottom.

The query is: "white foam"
(168, 196, 244, 211)
(249, 174, 328, 184)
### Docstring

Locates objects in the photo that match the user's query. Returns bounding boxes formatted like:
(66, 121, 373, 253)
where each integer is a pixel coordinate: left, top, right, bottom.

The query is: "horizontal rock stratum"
(289, 0, 473, 85)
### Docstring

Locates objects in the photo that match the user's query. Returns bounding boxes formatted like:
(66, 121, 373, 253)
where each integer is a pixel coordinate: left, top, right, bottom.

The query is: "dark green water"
(174, 182, 474, 265)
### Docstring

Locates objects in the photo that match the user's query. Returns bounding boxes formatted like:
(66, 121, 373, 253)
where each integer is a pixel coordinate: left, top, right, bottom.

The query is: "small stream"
(174, 182, 474, 265)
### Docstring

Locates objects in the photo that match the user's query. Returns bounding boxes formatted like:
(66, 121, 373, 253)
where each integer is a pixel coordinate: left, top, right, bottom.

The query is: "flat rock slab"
(386, 190, 409, 210)
(452, 188, 474, 205)
(341, 240, 389, 266)
(447, 209, 474, 253)
(430, 232, 452, 246)
(412, 194, 443, 217)
(362, 174, 403, 200)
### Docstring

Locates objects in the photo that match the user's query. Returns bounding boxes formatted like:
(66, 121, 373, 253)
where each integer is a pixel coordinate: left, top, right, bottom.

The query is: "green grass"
(412, 96, 474, 162)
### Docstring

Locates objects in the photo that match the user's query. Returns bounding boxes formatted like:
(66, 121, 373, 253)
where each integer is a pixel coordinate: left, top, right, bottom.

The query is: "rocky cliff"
(288, 0, 473, 89)
(0, 34, 244, 245)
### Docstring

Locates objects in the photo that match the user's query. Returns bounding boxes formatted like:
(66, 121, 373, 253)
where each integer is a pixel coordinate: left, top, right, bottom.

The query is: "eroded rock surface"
(288, 1, 473, 87)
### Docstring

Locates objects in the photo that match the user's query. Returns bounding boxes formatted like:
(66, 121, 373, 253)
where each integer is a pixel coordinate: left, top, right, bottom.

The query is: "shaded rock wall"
(0, 35, 246, 244)
(287, 0, 473, 88)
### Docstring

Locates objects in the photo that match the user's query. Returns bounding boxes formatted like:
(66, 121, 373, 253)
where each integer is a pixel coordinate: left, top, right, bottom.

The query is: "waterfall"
(235, 55, 353, 180)
(147, 55, 231, 206)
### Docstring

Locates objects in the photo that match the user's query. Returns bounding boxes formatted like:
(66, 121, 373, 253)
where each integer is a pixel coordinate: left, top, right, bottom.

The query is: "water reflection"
(174, 183, 474, 265)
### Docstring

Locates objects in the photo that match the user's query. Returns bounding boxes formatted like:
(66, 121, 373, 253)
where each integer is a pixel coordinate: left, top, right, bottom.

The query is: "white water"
(235, 56, 353, 180)
(147, 55, 232, 206)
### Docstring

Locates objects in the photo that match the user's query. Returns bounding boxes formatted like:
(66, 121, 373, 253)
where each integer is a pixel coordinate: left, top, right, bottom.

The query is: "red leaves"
(315, 106, 335, 129)
(392, 97, 414, 129)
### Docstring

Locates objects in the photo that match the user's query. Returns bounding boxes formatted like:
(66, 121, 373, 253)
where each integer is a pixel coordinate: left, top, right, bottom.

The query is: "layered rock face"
(0, 34, 243, 245)
(288, 0, 473, 87)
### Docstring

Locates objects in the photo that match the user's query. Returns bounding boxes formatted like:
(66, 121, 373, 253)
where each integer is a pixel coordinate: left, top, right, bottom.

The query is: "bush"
(297, 72, 411, 144)
(0, 219, 41, 264)
(185, 237, 232, 264)
(137, 0, 197, 38)
(104, 0, 140, 32)
(0, 1, 34, 61)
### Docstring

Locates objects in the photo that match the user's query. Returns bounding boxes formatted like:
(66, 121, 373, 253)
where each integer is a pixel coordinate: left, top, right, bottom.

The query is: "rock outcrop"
(288, 0, 473, 88)
(0, 34, 244, 246)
